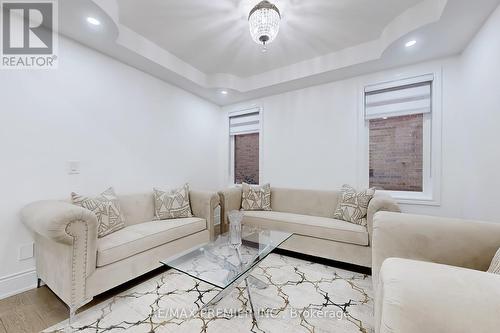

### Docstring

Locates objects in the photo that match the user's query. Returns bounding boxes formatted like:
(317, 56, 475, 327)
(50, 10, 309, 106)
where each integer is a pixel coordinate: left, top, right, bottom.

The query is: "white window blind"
(229, 109, 260, 135)
(365, 79, 432, 120)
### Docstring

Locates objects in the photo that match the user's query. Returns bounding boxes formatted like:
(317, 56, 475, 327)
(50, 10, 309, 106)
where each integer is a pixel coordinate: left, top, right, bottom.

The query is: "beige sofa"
(372, 212, 500, 333)
(219, 187, 400, 268)
(21, 190, 219, 317)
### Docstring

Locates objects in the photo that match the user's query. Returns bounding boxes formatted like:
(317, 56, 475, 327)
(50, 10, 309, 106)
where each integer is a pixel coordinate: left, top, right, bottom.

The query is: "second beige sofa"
(219, 186, 400, 268)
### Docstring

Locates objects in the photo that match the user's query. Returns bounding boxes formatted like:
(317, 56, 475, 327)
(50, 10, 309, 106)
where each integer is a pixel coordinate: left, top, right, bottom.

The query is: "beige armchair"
(21, 190, 219, 318)
(372, 212, 500, 333)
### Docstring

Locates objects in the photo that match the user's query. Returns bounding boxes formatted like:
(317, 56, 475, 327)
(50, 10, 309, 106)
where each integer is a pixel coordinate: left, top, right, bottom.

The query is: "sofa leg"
(61, 307, 77, 332)
(67, 297, 92, 327)
(68, 306, 77, 325)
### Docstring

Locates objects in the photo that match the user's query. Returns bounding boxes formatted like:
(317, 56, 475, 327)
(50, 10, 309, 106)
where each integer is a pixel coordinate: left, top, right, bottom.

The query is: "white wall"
(452, 4, 500, 221)
(0, 36, 225, 298)
(223, 5, 500, 222)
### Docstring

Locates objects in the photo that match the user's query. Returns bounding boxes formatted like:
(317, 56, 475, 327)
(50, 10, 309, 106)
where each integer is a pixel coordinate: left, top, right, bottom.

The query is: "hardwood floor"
(0, 286, 67, 333)
(0, 267, 169, 333)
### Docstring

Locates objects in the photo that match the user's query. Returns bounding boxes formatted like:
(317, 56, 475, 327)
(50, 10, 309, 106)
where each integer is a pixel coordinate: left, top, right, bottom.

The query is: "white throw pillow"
(241, 183, 272, 211)
(487, 248, 500, 274)
(153, 184, 193, 220)
(71, 187, 125, 238)
(333, 184, 375, 226)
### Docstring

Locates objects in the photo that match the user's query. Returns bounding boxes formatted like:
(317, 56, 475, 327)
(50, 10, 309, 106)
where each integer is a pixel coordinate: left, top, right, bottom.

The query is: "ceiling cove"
(58, 0, 500, 105)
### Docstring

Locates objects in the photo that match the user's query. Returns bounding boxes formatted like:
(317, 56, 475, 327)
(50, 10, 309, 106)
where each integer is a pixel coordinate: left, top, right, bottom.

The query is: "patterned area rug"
(45, 254, 373, 333)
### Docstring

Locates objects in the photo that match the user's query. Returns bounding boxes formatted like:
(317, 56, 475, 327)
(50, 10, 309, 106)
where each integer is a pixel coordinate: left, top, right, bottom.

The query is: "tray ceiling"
(58, 0, 500, 105)
(118, 0, 422, 77)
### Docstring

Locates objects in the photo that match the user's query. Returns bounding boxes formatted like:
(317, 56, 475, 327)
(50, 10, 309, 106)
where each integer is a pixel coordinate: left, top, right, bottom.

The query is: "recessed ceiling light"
(405, 40, 417, 48)
(220, 90, 228, 95)
(86, 17, 101, 26)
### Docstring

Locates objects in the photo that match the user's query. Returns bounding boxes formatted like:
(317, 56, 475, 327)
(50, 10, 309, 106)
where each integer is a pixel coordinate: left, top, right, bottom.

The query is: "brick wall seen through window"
(234, 133, 259, 184)
(369, 114, 423, 192)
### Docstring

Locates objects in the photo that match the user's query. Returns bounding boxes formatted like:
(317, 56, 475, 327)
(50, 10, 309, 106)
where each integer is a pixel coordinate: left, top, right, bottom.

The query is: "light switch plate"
(67, 160, 81, 175)
(19, 243, 34, 261)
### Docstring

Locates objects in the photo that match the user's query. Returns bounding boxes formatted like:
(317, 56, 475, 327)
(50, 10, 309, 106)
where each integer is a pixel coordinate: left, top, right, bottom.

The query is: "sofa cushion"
(333, 184, 375, 226)
(377, 258, 500, 333)
(241, 183, 272, 211)
(96, 217, 206, 267)
(153, 184, 193, 220)
(488, 247, 500, 274)
(72, 187, 125, 238)
(243, 211, 368, 246)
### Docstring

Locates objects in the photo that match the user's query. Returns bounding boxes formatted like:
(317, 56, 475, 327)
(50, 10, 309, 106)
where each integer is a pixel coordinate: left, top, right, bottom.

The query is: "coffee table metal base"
(199, 248, 266, 322)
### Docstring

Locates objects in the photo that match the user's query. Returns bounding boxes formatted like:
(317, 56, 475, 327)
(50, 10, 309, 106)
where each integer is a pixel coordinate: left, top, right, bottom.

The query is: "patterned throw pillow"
(241, 183, 272, 211)
(487, 248, 500, 274)
(333, 185, 375, 226)
(71, 187, 125, 238)
(153, 184, 193, 220)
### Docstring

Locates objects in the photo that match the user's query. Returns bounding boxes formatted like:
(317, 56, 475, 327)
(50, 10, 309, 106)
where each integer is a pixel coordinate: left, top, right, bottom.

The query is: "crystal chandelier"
(248, 1, 281, 50)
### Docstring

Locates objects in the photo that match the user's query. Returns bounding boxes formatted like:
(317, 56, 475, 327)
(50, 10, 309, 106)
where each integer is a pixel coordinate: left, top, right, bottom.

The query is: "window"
(234, 133, 259, 184)
(363, 74, 440, 204)
(229, 107, 261, 185)
(369, 114, 423, 192)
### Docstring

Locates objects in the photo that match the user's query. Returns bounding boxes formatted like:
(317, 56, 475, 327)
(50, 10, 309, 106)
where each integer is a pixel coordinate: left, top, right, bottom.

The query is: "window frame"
(228, 106, 264, 186)
(358, 69, 442, 206)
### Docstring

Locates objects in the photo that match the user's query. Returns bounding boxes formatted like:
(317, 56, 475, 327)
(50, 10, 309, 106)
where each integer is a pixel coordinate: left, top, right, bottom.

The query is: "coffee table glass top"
(160, 226, 292, 289)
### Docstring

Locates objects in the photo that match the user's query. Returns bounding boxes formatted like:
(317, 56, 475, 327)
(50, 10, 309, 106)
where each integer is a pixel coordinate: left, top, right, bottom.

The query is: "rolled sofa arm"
(367, 193, 400, 243)
(20, 200, 99, 309)
(217, 187, 242, 233)
(21, 200, 98, 245)
(190, 190, 220, 240)
(372, 211, 500, 291)
(21, 200, 99, 273)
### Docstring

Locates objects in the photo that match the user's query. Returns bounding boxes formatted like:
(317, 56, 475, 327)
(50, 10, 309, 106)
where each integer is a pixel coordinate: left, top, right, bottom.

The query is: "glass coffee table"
(161, 226, 292, 321)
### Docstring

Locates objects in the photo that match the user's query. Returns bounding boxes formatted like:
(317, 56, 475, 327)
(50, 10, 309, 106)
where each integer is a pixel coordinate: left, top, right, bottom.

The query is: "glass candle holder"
(228, 210, 243, 249)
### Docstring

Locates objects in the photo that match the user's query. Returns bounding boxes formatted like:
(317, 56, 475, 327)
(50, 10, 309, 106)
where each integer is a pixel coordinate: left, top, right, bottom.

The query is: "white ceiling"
(118, 0, 422, 77)
(58, 0, 500, 105)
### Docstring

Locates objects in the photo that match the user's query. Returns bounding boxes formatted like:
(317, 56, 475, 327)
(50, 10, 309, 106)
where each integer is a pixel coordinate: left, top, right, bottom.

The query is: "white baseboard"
(0, 268, 37, 300)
